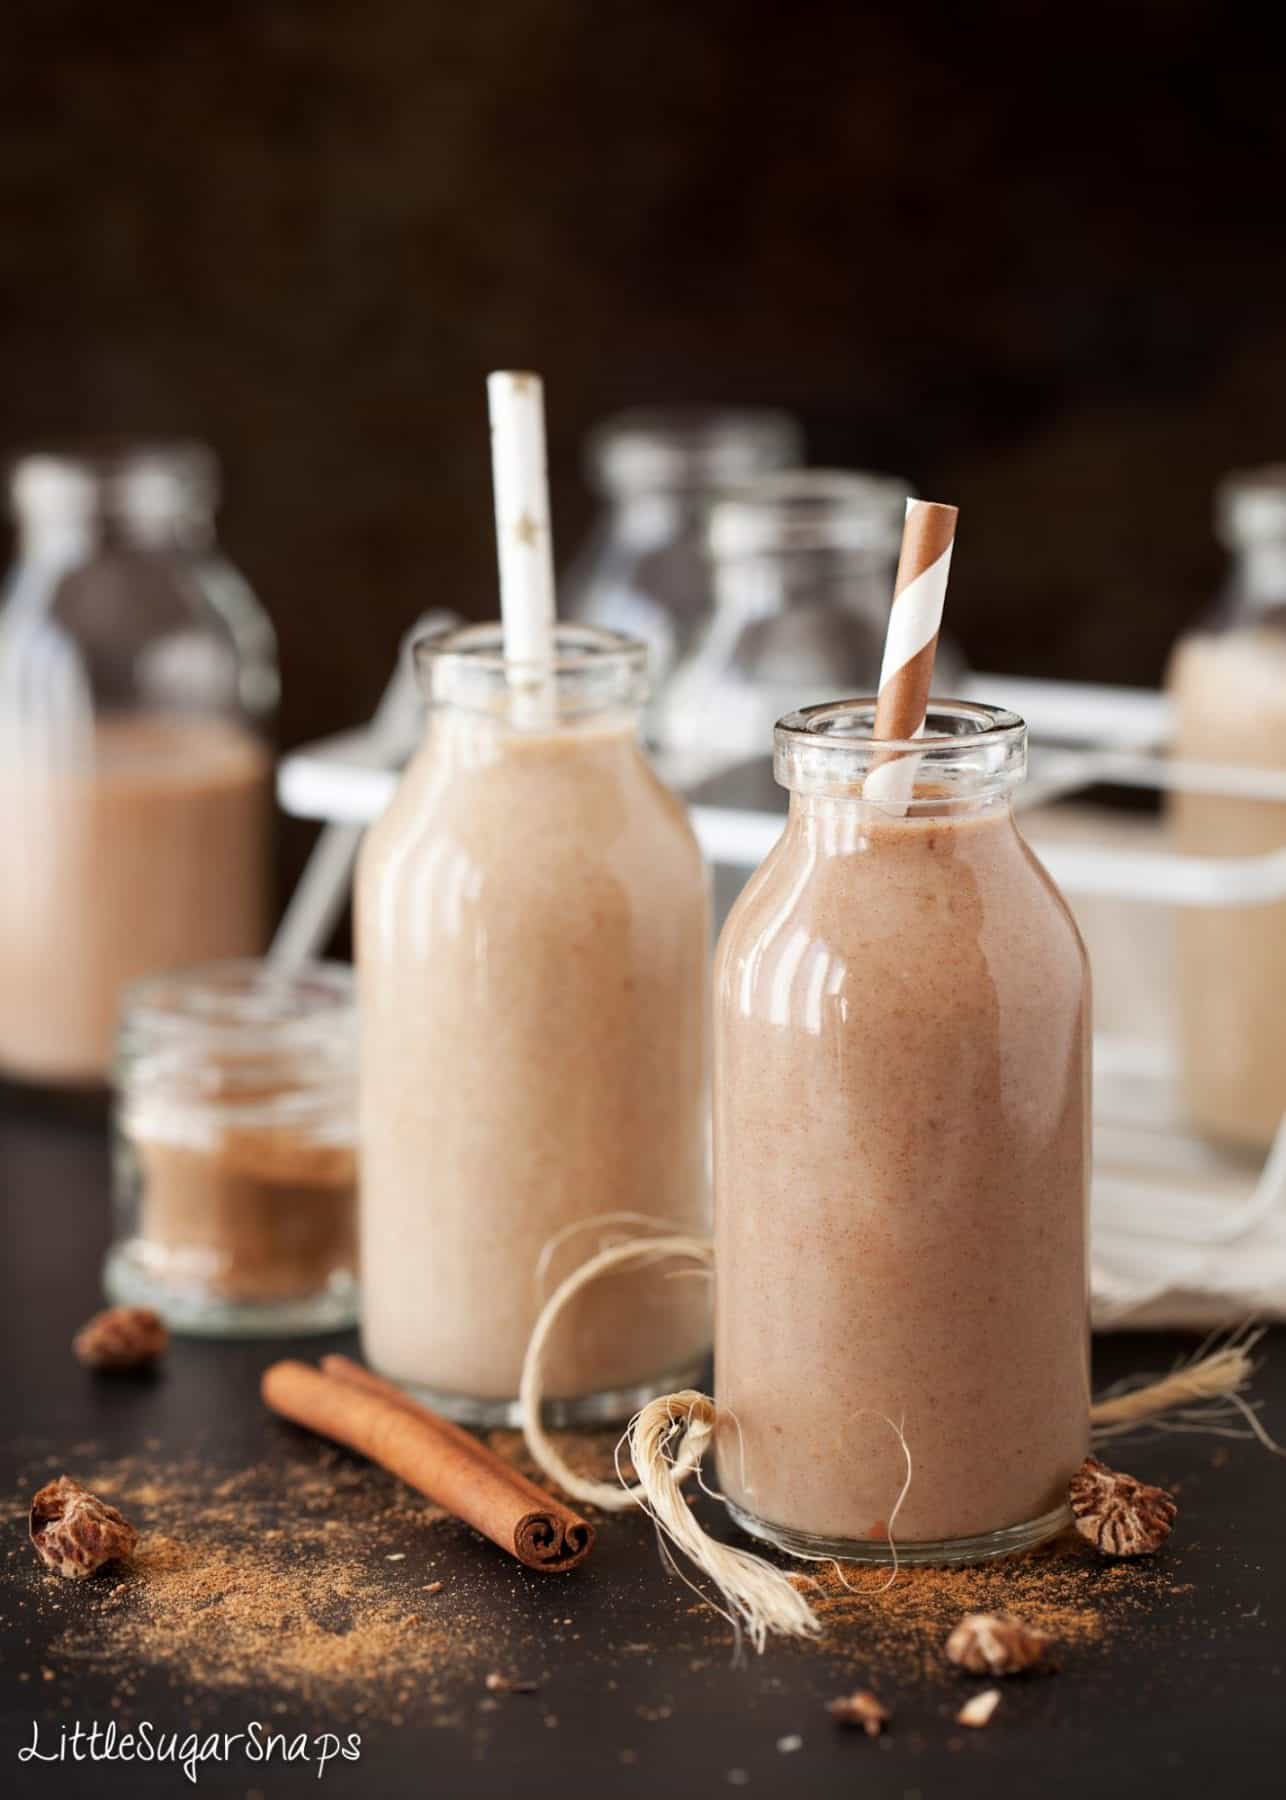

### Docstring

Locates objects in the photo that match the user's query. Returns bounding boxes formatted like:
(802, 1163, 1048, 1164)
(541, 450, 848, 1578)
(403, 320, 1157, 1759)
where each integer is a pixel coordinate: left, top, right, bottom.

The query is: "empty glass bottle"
(562, 407, 803, 713)
(656, 469, 966, 787)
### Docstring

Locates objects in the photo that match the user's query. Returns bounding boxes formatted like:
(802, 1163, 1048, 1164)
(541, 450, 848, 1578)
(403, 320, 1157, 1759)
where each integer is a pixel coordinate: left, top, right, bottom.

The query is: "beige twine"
(518, 1227, 1278, 1651)
(518, 1233, 716, 1513)
(1090, 1323, 1279, 1450)
(626, 1390, 820, 1652)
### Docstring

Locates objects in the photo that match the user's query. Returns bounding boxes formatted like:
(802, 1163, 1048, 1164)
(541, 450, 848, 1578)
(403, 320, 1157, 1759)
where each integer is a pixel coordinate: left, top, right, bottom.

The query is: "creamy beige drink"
(357, 625, 710, 1422)
(714, 702, 1090, 1557)
(1168, 626, 1286, 1150)
(1, 714, 271, 1085)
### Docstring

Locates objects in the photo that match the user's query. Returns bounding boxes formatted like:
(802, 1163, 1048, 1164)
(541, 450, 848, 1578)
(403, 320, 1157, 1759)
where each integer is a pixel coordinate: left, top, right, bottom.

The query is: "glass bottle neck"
(787, 786, 1014, 850)
(11, 449, 218, 562)
(587, 409, 803, 503)
(423, 697, 644, 758)
(605, 489, 694, 549)
(713, 547, 895, 622)
(412, 622, 651, 743)
(1230, 539, 1286, 615)
(773, 699, 1027, 826)
(21, 514, 215, 561)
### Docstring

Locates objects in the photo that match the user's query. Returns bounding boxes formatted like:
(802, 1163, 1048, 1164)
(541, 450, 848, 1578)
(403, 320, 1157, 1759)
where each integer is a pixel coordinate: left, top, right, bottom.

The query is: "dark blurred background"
(4, 0, 1285, 770)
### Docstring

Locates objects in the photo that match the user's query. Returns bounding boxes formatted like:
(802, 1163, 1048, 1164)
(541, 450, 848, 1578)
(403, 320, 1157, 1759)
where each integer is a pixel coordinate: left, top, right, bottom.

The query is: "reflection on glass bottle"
(1168, 466, 1286, 1151)
(356, 623, 711, 1425)
(714, 701, 1089, 1559)
(561, 407, 803, 712)
(0, 444, 278, 1086)
(655, 469, 966, 788)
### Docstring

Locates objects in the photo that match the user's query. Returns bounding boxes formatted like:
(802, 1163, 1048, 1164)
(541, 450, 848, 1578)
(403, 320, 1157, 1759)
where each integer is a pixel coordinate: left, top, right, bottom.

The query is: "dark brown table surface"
(3, 1086, 1283, 1799)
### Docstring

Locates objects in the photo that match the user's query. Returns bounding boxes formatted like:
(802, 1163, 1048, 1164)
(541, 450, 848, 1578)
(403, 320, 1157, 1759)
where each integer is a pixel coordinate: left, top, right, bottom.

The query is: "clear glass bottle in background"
(655, 470, 967, 788)
(1168, 465, 1286, 1151)
(714, 701, 1090, 1561)
(357, 622, 711, 1425)
(108, 959, 358, 1335)
(0, 444, 278, 1086)
(561, 407, 803, 713)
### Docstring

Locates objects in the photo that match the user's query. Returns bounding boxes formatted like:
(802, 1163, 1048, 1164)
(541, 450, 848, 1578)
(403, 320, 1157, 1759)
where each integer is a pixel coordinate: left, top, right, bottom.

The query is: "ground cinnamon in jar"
(132, 1129, 357, 1305)
(105, 960, 358, 1334)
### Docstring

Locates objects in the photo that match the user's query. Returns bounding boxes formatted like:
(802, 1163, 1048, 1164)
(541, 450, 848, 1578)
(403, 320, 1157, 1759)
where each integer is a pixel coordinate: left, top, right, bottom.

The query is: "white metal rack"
(275, 668, 1286, 1328)
(277, 671, 1286, 905)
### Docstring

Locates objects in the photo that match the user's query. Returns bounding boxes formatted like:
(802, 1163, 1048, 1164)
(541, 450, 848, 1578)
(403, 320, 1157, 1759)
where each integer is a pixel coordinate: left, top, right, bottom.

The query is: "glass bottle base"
(103, 1245, 359, 1339)
(724, 1498, 1073, 1566)
(374, 1355, 710, 1429)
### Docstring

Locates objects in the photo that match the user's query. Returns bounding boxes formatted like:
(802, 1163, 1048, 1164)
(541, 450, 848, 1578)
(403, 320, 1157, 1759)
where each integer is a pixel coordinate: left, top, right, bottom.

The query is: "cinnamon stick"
(261, 1359, 594, 1572)
(320, 1354, 596, 1528)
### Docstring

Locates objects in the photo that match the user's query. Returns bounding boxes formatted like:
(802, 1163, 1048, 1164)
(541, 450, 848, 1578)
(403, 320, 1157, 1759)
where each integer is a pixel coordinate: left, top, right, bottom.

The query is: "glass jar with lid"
(561, 407, 803, 709)
(0, 443, 278, 1086)
(1167, 465, 1286, 1149)
(107, 959, 358, 1335)
(654, 469, 966, 788)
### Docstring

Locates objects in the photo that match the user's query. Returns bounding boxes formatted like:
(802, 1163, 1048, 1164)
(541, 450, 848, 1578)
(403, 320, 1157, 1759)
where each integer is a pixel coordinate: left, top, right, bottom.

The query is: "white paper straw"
(487, 370, 557, 727)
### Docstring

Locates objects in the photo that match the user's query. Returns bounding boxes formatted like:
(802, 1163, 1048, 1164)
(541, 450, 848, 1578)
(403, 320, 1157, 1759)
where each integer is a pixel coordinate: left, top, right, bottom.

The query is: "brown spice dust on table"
(10, 1435, 1189, 1727)
(777, 1530, 1185, 1676)
(486, 1428, 634, 1495)
(10, 1426, 643, 1718)
(9, 1450, 501, 1713)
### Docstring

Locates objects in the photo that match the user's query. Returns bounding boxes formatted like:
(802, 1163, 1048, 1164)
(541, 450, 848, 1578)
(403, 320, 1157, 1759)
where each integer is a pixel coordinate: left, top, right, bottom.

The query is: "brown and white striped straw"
(862, 498, 959, 809)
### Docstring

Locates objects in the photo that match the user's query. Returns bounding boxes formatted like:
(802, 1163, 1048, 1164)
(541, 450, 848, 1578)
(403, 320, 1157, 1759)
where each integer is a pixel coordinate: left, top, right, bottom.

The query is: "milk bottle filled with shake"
(714, 504, 1091, 1560)
(357, 376, 711, 1423)
(1167, 466, 1286, 1151)
(0, 446, 277, 1086)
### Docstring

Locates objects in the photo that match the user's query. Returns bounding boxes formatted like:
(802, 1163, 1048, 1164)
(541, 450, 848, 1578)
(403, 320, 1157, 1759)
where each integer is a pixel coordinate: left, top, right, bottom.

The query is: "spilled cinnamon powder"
(11, 1436, 1191, 1713)
(486, 1428, 632, 1495)
(12, 1450, 493, 1710)
(779, 1530, 1187, 1676)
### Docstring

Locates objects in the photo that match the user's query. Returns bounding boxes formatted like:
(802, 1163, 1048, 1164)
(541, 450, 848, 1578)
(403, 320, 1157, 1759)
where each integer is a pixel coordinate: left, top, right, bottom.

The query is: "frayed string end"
(625, 1391, 821, 1655)
(1090, 1324, 1282, 1452)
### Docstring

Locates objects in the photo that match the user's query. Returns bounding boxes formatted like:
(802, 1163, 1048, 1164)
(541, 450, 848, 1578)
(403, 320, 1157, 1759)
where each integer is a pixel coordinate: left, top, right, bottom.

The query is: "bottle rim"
(120, 958, 355, 1052)
(411, 621, 651, 720)
(117, 958, 356, 1132)
(774, 698, 1027, 800)
(411, 619, 648, 678)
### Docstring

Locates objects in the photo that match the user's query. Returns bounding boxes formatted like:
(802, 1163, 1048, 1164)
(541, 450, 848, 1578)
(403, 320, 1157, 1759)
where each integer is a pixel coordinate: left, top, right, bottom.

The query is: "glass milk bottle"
(655, 471, 966, 788)
(714, 701, 1090, 1561)
(561, 407, 803, 705)
(1167, 466, 1286, 1150)
(357, 622, 711, 1424)
(0, 445, 277, 1086)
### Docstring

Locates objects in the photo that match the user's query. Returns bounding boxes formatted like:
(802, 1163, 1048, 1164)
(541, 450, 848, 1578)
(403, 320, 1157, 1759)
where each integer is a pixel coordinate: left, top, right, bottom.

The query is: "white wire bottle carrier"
(277, 668, 1286, 905)
(276, 663, 1286, 1329)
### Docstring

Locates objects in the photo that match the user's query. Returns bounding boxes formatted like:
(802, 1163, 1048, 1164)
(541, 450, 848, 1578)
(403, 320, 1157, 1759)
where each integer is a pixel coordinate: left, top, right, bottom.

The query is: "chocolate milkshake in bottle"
(714, 698, 1090, 1558)
(1167, 466, 1286, 1151)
